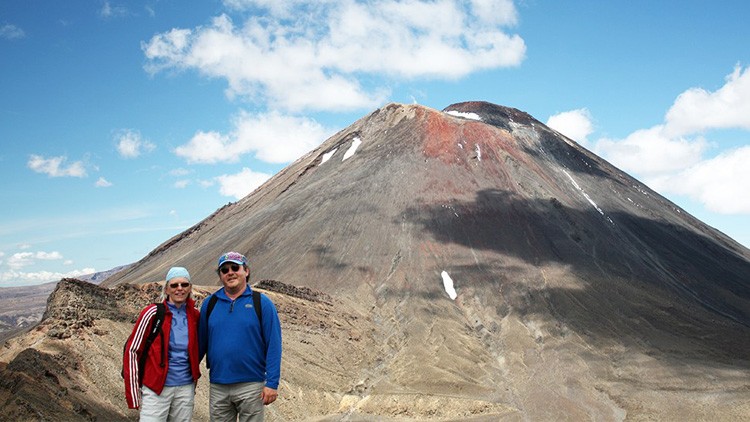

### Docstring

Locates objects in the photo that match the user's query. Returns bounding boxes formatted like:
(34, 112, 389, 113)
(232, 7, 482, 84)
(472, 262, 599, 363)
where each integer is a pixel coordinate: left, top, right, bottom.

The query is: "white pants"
(209, 382, 265, 422)
(140, 384, 195, 422)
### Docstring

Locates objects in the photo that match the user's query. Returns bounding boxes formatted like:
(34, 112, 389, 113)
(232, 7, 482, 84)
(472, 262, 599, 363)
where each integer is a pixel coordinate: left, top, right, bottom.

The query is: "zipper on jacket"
(230, 300, 235, 313)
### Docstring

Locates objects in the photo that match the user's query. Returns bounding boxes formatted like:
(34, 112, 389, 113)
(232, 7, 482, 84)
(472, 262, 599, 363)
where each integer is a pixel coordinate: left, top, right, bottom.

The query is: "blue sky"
(1, 0, 749, 287)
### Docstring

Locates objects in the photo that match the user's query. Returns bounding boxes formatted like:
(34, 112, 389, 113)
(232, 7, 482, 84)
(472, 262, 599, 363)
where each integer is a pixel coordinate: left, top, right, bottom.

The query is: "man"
(199, 252, 282, 422)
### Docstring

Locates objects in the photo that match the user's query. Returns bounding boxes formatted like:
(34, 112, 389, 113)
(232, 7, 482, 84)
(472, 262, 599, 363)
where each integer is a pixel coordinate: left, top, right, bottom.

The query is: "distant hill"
(78, 264, 132, 285)
(0, 281, 57, 344)
(0, 264, 131, 343)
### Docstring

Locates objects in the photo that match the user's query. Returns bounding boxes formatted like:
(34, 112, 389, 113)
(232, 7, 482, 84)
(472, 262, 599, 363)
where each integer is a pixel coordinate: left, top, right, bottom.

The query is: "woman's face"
(166, 277, 191, 306)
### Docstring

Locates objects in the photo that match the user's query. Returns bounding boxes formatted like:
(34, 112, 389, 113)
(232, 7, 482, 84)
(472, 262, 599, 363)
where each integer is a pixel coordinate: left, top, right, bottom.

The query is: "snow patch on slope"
(446, 110, 482, 121)
(563, 170, 614, 224)
(441, 271, 457, 300)
(320, 148, 338, 165)
(343, 137, 362, 161)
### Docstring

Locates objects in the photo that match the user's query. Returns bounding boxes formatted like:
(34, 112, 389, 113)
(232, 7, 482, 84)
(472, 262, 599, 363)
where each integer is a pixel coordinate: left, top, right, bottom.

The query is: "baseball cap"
(217, 251, 248, 269)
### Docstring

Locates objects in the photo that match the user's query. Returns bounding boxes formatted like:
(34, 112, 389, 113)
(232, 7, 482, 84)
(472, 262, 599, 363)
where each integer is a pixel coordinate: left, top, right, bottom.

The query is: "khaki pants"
(209, 382, 265, 422)
(140, 384, 195, 422)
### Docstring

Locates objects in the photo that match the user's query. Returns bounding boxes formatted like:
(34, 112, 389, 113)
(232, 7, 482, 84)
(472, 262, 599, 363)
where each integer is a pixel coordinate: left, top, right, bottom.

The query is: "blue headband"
(166, 266, 190, 282)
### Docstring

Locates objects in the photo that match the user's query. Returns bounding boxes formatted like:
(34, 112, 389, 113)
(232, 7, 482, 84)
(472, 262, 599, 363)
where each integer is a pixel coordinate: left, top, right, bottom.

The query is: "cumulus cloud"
(215, 167, 272, 199)
(546, 108, 594, 146)
(0, 24, 25, 39)
(647, 146, 750, 214)
(27, 155, 87, 178)
(7, 251, 64, 270)
(95, 177, 113, 187)
(0, 267, 96, 287)
(665, 65, 750, 137)
(174, 131, 231, 164)
(142, 0, 525, 112)
(587, 65, 750, 216)
(594, 126, 708, 176)
(175, 110, 332, 164)
(116, 129, 155, 158)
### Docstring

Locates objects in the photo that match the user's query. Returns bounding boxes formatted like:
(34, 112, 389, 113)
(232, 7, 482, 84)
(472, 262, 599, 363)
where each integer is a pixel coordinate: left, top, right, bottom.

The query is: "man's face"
(218, 262, 248, 290)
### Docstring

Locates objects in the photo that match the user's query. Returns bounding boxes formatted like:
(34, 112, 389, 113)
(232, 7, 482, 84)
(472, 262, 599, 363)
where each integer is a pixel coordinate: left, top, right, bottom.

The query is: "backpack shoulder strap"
(205, 294, 219, 322)
(252, 290, 263, 325)
(253, 290, 265, 347)
(136, 303, 166, 383)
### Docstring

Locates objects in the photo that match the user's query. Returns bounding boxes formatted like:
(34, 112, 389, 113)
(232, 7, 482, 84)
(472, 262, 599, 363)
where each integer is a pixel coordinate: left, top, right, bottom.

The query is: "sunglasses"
(169, 282, 190, 289)
(219, 263, 241, 274)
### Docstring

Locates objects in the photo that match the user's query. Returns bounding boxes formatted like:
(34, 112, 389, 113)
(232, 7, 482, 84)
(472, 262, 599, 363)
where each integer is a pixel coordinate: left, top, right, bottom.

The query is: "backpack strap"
(205, 294, 219, 321)
(137, 303, 166, 383)
(253, 290, 265, 347)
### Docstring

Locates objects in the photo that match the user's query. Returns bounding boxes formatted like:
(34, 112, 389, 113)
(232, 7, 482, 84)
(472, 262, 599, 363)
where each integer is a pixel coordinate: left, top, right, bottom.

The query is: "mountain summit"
(72, 101, 750, 419)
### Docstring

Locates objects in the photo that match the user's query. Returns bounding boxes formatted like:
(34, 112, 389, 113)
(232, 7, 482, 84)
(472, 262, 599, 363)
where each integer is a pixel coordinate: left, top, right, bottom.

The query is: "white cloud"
(175, 110, 332, 164)
(27, 155, 87, 178)
(469, 0, 518, 25)
(0, 267, 96, 287)
(100, 1, 129, 18)
(648, 146, 750, 214)
(215, 167, 271, 199)
(174, 180, 190, 188)
(547, 108, 594, 146)
(143, 1, 525, 112)
(95, 177, 113, 187)
(233, 111, 331, 162)
(7, 251, 64, 270)
(0, 24, 25, 39)
(116, 129, 155, 158)
(665, 65, 750, 137)
(175, 131, 230, 164)
(594, 126, 708, 176)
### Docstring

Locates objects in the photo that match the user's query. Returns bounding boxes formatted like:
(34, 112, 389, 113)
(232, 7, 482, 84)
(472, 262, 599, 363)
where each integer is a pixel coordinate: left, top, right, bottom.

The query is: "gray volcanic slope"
(102, 101, 750, 420)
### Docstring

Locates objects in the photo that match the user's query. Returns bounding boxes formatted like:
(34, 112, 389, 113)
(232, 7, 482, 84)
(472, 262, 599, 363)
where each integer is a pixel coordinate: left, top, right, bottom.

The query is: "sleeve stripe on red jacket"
(126, 305, 157, 409)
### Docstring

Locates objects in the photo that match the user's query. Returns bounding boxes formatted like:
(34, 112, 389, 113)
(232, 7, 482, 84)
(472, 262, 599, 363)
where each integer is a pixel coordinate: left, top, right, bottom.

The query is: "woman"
(123, 267, 201, 421)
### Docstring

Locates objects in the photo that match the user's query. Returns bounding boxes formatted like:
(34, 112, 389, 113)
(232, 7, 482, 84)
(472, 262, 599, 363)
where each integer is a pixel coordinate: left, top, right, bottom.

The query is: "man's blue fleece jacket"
(198, 285, 282, 389)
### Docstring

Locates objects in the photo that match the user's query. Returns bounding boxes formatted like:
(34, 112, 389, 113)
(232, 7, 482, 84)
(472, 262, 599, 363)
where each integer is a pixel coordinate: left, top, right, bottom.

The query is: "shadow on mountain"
(400, 188, 750, 366)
